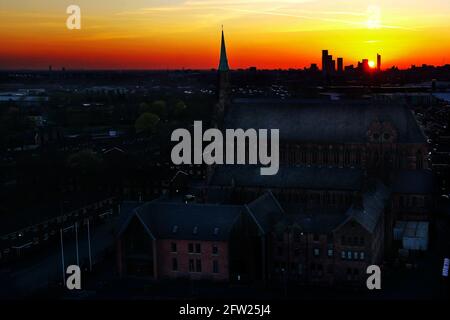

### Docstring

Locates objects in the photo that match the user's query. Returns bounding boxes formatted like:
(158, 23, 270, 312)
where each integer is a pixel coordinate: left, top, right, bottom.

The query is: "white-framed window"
(213, 260, 219, 273)
(313, 248, 320, 256)
(341, 251, 346, 259)
(353, 252, 359, 260)
(347, 251, 352, 260)
(360, 252, 365, 260)
(212, 244, 219, 255)
(327, 249, 333, 257)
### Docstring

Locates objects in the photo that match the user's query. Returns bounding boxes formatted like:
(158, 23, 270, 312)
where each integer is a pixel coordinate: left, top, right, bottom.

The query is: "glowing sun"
(368, 60, 376, 68)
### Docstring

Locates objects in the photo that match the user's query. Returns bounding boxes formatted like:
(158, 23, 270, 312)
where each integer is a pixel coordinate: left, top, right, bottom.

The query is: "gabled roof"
(343, 182, 391, 233)
(210, 165, 364, 191)
(119, 201, 243, 241)
(225, 99, 426, 144)
(284, 212, 347, 234)
(170, 170, 189, 184)
(245, 191, 285, 234)
(116, 201, 143, 236)
(277, 203, 347, 234)
(103, 146, 125, 154)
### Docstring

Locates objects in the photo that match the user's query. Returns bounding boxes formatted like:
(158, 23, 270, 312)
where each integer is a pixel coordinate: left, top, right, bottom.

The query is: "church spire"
(218, 27, 230, 71)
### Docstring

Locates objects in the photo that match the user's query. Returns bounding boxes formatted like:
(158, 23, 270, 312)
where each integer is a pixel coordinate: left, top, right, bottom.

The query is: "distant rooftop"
(210, 165, 364, 191)
(226, 99, 426, 144)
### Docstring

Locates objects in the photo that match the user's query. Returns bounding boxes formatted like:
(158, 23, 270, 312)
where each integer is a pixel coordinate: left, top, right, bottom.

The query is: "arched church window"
(374, 151, 379, 164)
(416, 150, 423, 169)
(300, 150, 306, 164)
(323, 149, 328, 165)
(312, 149, 318, 164)
(344, 150, 350, 166)
(334, 150, 339, 165)
(355, 150, 361, 166)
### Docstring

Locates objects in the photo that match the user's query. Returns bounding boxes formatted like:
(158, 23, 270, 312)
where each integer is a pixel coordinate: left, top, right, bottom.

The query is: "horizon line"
(1, 64, 450, 73)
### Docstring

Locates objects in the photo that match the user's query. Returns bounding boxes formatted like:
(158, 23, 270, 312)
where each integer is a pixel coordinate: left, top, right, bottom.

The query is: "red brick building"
(117, 201, 248, 281)
(116, 192, 286, 283)
(269, 182, 389, 285)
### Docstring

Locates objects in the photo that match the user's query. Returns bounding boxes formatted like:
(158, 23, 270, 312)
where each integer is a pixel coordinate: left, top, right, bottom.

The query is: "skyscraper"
(337, 57, 343, 73)
(377, 53, 381, 71)
(322, 50, 328, 74)
(330, 58, 336, 73)
(362, 59, 370, 73)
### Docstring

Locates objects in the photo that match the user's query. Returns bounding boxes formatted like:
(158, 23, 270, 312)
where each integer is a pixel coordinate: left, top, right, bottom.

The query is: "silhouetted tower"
(330, 58, 336, 73)
(337, 57, 343, 73)
(377, 53, 381, 71)
(322, 50, 328, 74)
(214, 28, 230, 127)
(362, 59, 370, 73)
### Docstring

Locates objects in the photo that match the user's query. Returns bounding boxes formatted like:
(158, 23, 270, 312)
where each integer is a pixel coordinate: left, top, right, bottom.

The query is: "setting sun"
(368, 60, 376, 68)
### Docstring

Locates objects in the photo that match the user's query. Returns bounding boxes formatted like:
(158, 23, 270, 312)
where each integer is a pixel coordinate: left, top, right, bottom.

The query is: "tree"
(67, 149, 102, 172)
(135, 112, 160, 134)
(173, 100, 187, 117)
(139, 102, 152, 114)
(66, 149, 104, 192)
(150, 100, 167, 118)
(138, 100, 167, 119)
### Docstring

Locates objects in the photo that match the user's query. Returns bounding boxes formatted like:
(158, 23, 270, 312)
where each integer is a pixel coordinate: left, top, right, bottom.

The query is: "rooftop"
(119, 201, 243, 241)
(225, 99, 426, 144)
(210, 165, 364, 191)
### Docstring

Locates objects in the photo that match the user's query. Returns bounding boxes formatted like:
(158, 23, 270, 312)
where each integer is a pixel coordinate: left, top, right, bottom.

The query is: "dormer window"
(172, 225, 178, 234)
(193, 226, 198, 235)
(213, 227, 219, 235)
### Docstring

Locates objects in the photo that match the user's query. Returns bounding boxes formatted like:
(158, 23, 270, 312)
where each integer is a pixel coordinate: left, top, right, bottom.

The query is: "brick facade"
(156, 239, 229, 281)
(271, 216, 384, 286)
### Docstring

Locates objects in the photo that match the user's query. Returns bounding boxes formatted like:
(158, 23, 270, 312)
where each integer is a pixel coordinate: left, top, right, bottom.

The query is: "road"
(0, 217, 117, 298)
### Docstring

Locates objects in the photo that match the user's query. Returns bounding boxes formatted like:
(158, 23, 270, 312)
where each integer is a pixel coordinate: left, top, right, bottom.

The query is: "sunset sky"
(1, 0, 449, 70)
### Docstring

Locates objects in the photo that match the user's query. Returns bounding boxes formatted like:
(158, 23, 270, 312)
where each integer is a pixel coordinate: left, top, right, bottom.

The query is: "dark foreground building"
(116, 183, 390, 286)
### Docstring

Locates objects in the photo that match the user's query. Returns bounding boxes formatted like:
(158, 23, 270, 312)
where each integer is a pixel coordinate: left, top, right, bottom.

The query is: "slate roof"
(433, 93, 450, 103)
(393, 169, 434, 194)
(121, 201, 243, 241)
(206, 187, 233, 204)
(225, 99, 426, 143)
(210, 165, 364, 191)
(116, 201, 142, 236)
(286, 213, 347, 234)
(345, 182, 391, 233)
(245, 191, 285, 234)
(277, 204, 347, 234)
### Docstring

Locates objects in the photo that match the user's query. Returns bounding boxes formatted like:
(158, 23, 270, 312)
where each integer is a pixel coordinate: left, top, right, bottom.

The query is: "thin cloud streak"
(217, 7, 417, 31)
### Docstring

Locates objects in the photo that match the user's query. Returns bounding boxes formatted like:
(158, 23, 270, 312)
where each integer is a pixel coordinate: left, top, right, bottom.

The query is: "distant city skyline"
(1, 0, 449, 70)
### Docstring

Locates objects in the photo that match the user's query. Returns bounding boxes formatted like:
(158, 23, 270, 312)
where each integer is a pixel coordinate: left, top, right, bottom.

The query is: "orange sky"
(1, 0, 449, 70)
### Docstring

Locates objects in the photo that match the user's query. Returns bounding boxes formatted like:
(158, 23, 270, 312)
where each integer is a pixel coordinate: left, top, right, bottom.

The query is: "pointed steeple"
(218, 27, 230, 71)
